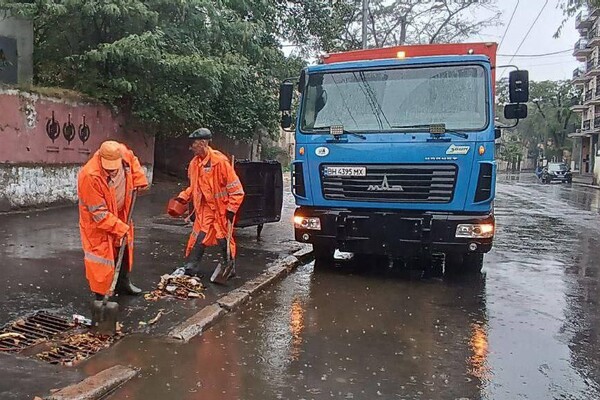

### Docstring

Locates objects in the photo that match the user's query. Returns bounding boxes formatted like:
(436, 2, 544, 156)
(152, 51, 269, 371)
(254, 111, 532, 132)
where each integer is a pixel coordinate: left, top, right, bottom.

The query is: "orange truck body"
(321, 42, 498, 86)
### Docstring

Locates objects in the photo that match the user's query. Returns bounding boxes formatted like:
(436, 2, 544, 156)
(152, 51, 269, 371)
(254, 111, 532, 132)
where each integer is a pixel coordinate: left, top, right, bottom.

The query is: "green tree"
(1, 0, 305, 139)
(496, 79, 581, 162)
(556, 0, 600, 37)
(282, 0, 500, 55)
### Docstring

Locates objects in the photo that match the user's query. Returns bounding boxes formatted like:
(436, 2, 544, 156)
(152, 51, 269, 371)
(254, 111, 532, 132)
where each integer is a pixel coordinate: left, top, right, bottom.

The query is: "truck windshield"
(300, 65, 488, 133)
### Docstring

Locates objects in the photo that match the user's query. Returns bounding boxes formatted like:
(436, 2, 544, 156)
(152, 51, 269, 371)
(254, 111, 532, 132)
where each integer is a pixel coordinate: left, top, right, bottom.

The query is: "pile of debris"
(144, 274, 206, 301)
(37, 332, 119, 366)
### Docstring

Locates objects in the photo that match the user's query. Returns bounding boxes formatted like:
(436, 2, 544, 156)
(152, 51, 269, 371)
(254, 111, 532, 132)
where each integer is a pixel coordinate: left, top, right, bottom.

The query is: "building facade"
(570, 7, 600, 185)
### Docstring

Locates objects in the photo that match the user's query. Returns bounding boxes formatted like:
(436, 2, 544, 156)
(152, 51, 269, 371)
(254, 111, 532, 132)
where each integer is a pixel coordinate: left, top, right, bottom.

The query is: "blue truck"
(279, 43, 528, 274)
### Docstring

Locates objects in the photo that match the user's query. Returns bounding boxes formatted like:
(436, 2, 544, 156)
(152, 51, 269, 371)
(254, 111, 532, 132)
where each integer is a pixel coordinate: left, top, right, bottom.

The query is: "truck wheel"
(313, 244, 335, 268)
(446, 253, 484, 275)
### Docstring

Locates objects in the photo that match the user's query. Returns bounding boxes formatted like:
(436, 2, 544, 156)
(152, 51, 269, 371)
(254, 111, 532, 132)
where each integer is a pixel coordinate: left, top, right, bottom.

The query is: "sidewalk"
(0, 174, 304, 399)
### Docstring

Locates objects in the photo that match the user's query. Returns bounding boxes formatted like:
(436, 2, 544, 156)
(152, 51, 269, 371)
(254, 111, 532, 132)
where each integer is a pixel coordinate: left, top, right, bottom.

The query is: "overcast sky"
(473, 0, 580, 82)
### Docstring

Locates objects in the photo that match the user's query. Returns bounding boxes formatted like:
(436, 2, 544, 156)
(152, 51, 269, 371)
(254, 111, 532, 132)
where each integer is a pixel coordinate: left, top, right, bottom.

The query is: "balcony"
(589, 28, 600, 47)
(574, 39, 592, 60)
(573, 67, 589, 85)
(587, 57, 600, 76)
(583, 119, 592, 131)
(576, 11, 593, 30)
(589, 87, 600, 105)
(594, 116, 600, 131)
(584, 89, 594, 104)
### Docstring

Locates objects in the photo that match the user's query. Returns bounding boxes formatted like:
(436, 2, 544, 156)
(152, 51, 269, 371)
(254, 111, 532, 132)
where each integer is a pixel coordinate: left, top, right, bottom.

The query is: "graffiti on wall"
(44, 110, 92, 155)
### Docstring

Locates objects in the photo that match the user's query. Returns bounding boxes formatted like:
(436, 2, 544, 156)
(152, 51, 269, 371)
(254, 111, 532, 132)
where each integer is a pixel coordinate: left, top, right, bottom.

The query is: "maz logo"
(367, 175, 403, 192)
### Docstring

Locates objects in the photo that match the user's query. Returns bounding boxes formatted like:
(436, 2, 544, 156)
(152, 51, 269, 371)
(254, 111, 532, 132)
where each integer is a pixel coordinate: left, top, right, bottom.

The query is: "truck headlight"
(455, 223, 494, 239)
(294, 216, 321, 231)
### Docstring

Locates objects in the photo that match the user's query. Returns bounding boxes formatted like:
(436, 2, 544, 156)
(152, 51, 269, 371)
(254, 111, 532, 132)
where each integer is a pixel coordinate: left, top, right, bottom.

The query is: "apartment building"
(570, 7, 600, 184)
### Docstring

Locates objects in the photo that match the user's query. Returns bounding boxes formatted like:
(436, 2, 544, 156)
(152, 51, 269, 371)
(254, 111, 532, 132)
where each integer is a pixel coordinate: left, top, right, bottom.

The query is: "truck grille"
(321, 164, 457, 203)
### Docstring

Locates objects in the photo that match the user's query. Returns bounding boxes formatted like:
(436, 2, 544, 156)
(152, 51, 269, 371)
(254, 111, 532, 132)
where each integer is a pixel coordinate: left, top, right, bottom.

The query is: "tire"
(445, 253, 484, 275)
(312, 243, 335, 269)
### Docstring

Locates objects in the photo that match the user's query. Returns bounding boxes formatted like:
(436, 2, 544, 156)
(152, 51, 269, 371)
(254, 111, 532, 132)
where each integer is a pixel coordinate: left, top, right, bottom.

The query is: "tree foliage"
(1, 0, 304, 139)
(282, 0, 501, 55)
(556, 0, 600, 37)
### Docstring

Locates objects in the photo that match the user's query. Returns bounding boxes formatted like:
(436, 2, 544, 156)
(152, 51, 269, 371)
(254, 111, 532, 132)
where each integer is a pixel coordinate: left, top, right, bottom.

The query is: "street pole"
(362, 0, 368, 49)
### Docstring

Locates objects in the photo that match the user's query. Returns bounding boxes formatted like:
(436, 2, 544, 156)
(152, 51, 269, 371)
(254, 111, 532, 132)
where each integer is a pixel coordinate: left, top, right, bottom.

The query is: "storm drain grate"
(0, 313, 74, 353)
(37, 333, 115, 365)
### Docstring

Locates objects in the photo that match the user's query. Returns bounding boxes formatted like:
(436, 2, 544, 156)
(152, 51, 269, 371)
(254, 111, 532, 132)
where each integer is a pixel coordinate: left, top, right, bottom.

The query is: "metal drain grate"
(37, 333, 115, 365)
(0, 313, 74, 353)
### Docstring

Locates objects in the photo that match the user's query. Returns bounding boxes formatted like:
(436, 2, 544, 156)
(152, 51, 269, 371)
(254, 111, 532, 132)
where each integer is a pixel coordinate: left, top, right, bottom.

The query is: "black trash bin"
(184, 160, 283, 238)
(234, 160, 283, 233)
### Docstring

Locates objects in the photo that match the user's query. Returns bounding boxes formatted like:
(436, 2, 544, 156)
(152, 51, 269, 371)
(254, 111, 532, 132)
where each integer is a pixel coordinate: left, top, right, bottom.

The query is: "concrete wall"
(0, 11, 33, 85)
(0, 88, 155, 211)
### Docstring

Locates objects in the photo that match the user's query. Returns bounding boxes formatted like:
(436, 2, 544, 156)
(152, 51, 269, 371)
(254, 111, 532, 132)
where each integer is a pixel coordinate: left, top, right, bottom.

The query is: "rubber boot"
(116, 269, 142, 295)
(183, 240, 206, 278)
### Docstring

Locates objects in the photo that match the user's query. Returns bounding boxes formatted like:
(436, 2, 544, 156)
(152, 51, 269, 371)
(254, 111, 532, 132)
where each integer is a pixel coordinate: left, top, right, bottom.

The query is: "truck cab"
(279, 43, 528, 274)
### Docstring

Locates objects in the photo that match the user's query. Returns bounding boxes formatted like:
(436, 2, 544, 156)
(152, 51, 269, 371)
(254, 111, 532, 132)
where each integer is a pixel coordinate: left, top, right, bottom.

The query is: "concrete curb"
(168, 303, 226, 342)
(169, 245, 312, 343)
(45, 365, 137, 400)
(574, 182, 600, 190)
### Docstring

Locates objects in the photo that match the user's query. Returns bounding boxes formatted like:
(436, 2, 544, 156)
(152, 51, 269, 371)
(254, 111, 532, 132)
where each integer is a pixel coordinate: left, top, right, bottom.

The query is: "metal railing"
(576, 39, 590, 52)
(577, 11, 590, 27)
(573, 67, 584, 79)
(587, 57, 597, 71)
(583, 119, 592, 130)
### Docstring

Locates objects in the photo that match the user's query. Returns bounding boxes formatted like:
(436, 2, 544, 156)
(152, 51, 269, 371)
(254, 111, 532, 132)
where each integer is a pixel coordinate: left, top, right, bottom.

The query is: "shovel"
(210, 220, 235, 285)
(91, 190, 138, 335)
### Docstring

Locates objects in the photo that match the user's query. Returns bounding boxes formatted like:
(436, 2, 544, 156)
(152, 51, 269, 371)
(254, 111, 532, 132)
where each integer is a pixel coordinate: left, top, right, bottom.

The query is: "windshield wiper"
(390, 123, 469, 139)
(313, 125, 367, 140)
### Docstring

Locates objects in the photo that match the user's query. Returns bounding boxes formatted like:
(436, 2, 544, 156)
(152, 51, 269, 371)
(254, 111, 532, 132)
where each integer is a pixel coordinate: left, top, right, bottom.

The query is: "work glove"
(226, 210, 235, 222)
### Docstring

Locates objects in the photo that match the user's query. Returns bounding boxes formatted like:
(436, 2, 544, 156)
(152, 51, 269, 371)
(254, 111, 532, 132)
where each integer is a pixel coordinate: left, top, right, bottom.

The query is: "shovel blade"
(90, 299, 119, 335)
(210, 262, 229, 285)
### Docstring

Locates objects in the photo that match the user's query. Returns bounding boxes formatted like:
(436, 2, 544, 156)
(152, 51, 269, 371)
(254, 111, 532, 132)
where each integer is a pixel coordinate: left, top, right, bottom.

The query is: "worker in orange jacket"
(77, 141, 148, 299)
(172, 128, 245, 278)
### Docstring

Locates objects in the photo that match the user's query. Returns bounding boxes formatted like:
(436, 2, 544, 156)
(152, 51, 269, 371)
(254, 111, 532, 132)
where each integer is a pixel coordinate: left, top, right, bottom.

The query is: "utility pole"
(362, 0, 368, 49)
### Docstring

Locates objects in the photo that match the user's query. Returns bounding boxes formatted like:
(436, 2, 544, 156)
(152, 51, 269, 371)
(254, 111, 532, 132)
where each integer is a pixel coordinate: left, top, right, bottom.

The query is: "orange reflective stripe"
(84, 251, 115, 267)
(92, 212, 108, 222)
(79, 200, 107, 213)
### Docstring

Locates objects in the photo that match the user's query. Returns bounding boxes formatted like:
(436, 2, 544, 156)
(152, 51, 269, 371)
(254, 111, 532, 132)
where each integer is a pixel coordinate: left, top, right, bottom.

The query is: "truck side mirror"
(509, 70, 529, 103)
(504, 103, 528, 120)
(279, 82, 294, 112)
(281, 114, 292, 129)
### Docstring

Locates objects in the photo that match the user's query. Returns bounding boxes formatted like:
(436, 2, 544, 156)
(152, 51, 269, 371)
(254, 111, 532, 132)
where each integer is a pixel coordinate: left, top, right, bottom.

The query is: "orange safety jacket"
(77, 144, 148, 295)
(178, 146, 245, 257)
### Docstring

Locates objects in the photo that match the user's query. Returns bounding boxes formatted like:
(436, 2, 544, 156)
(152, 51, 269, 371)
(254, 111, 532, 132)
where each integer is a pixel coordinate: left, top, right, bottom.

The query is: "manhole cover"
(37, 333, 117, 366)
(0, 313, 74, 353)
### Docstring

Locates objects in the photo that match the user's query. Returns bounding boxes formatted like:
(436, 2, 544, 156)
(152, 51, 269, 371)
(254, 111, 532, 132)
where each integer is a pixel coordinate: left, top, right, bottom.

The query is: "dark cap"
(188, 128, 212, 140)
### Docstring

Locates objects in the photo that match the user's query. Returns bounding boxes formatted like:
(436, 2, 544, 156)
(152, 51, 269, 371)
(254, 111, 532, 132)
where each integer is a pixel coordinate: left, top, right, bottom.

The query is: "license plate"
(324, 166, 367, 177)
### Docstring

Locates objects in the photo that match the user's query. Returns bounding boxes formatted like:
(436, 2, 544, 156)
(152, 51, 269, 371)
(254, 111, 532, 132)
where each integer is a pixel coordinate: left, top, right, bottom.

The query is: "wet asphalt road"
(96, 174, 600, 400)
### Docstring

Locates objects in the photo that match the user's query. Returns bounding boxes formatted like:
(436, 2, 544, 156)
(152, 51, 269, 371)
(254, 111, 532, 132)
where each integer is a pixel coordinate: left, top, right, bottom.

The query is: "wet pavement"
(0, 174, 301, 399)
(98, 174, 600, 400)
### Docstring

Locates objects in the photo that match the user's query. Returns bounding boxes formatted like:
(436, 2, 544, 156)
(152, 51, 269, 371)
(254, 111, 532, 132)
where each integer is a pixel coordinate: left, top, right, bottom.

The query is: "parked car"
(536, 162, 572, 184)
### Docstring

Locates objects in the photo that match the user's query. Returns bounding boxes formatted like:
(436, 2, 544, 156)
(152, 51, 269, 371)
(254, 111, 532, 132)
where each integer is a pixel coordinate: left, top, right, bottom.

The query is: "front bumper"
(294, 207, 494, 256)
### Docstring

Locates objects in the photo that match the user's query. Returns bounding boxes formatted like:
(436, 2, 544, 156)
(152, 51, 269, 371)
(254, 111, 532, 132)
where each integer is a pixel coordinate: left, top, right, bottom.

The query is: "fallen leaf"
(0, 332, 26, 340)
(148, 310, 164, 325)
